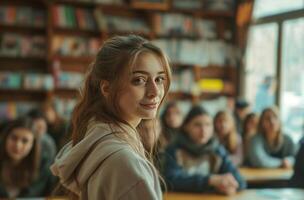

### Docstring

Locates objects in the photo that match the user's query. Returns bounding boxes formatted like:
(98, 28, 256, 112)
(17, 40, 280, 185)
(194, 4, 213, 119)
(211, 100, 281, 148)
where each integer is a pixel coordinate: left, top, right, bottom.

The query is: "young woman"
(247, 107, 297, 168)
(51, 35, 171, 200)
(214, 110, 243, 166)
(242, 113, 259, 165)
(0, 117, 56, 198)
(160, 101, 183, 148)
(163, 106, 246, 195)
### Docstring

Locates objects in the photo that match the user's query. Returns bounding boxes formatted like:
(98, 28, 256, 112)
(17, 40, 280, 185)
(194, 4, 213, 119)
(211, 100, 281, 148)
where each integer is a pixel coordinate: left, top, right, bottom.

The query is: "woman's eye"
(132, 77, 146, 85)
(155, 76, 165, 84)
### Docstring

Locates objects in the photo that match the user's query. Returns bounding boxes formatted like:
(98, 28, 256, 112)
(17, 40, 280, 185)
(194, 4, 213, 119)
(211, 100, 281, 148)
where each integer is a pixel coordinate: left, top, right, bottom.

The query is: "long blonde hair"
(71, 34, 171, 155)
(214, 110, 239, 153)
(258, 106, 283, 148)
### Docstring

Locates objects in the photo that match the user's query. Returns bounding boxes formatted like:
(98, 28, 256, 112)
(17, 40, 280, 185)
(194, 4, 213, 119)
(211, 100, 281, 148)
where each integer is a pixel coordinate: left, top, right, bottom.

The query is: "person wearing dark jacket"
(290, 137, 304, 188)
(163, 106, 246, 195)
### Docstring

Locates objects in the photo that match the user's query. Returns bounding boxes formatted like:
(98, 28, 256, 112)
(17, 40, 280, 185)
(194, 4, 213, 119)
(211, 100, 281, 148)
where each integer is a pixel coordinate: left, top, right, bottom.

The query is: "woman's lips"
(140, 103, 158, 109)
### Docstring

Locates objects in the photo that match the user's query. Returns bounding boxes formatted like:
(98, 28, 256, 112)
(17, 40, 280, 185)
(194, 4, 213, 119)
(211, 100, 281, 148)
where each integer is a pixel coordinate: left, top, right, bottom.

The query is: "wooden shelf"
(168, 92, 193, 101)
(0, 89, 48, 101)
(53, 27, 100, 37)
(50, 56, 94, 63)
(53, 0, 98, 7)
(54, 88, 80, 98)
(0, 24, 46, 34)
(0, 0, 46, 7)
(0, 56, 47, 72)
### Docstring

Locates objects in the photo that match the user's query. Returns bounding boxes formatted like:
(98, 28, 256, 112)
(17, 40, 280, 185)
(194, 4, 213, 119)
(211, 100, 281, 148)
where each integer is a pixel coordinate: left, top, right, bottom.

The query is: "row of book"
(53, 97, 77, 120)
(52, 5, 97, 30)
(94, 10, 150, 33)
(154, 13, 218, 39)
(152, 39, 239, 66)
(0, 72, 53, 90)
(52, 36, 101, 57)
(170, 69, 195, 93)
(0, 97, 77, 121)
(0, 6, 46, 27)
(0, 72, 83, 90)
(172, 0, 235, 11)
(0, 102, 38, 121)
(0, 33, 46, 58)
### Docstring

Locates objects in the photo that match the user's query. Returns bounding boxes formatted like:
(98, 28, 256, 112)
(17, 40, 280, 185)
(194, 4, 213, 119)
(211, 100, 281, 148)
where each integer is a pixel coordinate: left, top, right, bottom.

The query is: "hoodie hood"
(50, 121, 135, 195)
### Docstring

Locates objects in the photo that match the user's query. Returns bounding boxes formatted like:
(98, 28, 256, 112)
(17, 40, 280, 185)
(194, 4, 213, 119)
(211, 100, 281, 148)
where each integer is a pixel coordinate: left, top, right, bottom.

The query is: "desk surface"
(239, 167, 293, 183)
(164, 188, 304, 200)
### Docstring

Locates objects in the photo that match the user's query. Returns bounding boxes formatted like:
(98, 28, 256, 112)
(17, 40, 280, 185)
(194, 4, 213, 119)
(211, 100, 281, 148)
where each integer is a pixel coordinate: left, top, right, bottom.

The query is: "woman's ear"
(100, 80, 110, 98)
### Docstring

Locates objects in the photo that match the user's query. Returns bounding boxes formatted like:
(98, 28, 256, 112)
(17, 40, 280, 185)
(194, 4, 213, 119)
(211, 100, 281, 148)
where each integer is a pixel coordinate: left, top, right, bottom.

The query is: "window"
(281, 17, 304, 141)
(245, 2, 304, 141)
(245, 23, 278, 113)
(253, 0, 304, 18)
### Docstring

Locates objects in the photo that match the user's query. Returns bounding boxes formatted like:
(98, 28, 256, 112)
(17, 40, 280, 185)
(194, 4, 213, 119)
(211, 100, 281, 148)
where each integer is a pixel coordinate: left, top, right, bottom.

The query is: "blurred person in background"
(27, 108, 57, 161)
(247, 107, 298, 168)
(242, 113, 259, 165)
(214, 110, 243, 166)
(160, 101, 183, 148)
(0, 117, 56, 198)
(163, 106, 246, 195)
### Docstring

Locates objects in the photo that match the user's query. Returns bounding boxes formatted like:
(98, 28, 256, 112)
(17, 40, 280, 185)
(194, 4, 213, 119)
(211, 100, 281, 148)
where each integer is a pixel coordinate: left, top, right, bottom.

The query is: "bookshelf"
(0, 0, 239, 119)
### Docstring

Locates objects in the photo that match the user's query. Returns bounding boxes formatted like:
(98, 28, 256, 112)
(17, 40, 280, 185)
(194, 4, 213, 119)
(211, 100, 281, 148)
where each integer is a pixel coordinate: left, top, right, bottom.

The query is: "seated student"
(290, 137, 304, 188)
(163, 106, 246, 195)
(41, 101, 69, 149)
(214, 110, 243, 166)
(242, 113, 259, 165)
(233, 98, 250, 134)
(247, 107, 297, 168)
(160, 101, 183, 148)
(27, 108, 57, 161)
(0, 117, 56, 198)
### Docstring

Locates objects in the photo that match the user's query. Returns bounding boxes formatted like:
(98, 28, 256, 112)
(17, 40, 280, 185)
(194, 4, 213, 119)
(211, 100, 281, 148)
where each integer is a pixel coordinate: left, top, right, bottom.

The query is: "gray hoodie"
(51, 122, 162, 200)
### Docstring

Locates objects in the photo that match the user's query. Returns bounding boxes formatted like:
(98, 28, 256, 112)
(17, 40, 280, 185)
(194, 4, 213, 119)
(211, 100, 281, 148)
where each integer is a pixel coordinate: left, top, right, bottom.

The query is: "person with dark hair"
(0, 117, 56, 198)
(290, 137, 304, 188)
(51, 35, 172, 199)
(27, 108, 57, 161)
(160, 101, 183, 149)
(247, 107, 297, 168)
(163, 105, 246, 195)
(234, 98, 250, 134)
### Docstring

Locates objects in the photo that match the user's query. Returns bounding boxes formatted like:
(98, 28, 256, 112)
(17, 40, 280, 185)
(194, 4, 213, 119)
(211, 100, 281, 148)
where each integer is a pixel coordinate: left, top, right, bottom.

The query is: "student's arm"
(283, 135, 298, 165)
(247, 135, 282, 168)
(217, 146, 247, 190)
(163, 146, 212, 193)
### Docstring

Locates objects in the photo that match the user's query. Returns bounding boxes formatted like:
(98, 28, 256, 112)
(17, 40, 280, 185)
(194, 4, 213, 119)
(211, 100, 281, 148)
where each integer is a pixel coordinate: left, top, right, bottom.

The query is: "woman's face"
(262, 110, 280, 134)
(5, 128, 34, 163)
(215, 115, 231, 137)
(246, 116, 258, 134)
(118, 52, 166, 127)
(165, 106, 182, 128)
(185, 114, 213, 145)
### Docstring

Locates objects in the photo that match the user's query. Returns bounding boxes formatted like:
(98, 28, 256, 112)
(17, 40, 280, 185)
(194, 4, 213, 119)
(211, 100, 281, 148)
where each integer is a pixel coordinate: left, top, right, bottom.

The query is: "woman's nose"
(146, 80, 158, 98)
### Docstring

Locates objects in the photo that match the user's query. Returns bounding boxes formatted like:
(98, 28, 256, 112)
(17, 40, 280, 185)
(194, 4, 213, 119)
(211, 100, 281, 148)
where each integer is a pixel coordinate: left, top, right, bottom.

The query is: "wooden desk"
(164, 188, 304, 200)
(239, 167, 293, 187)
(239, 167, 293, 183)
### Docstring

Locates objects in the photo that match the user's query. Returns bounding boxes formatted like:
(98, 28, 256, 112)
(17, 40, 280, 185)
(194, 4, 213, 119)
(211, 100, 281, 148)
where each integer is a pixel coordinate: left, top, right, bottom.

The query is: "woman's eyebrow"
(132, 70, 165, 75)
